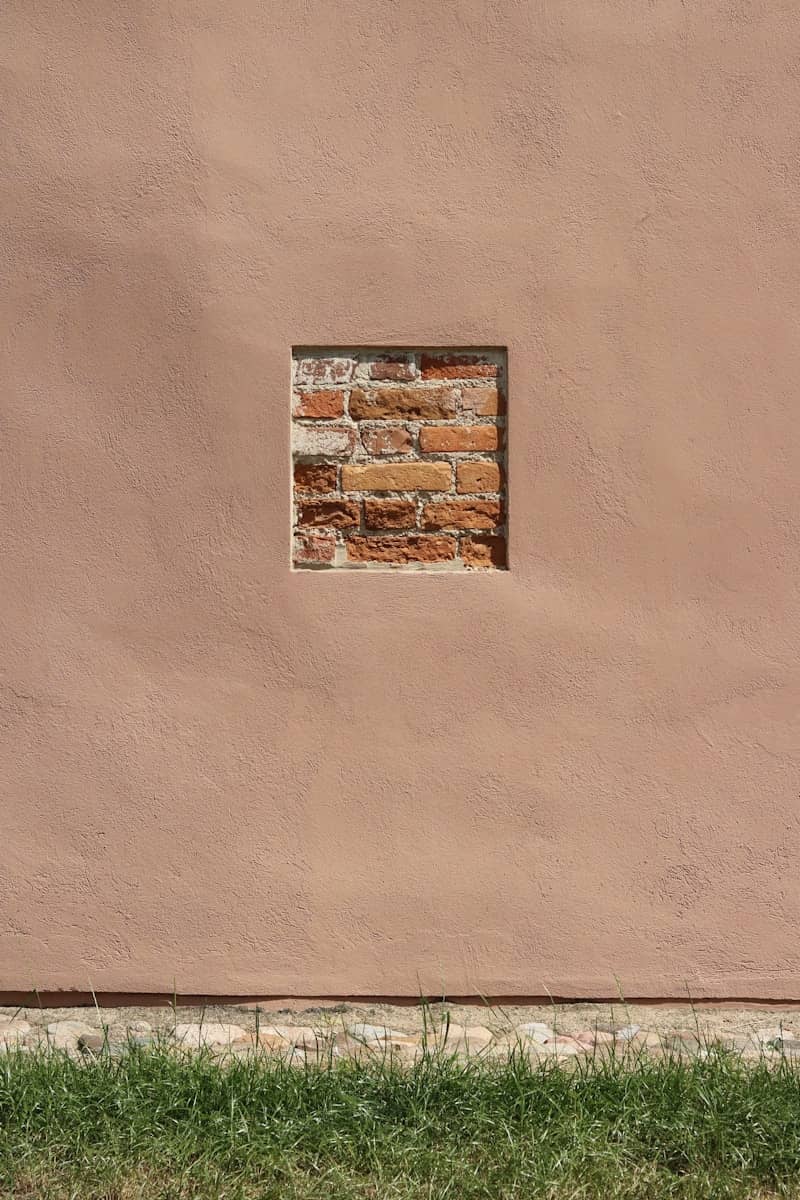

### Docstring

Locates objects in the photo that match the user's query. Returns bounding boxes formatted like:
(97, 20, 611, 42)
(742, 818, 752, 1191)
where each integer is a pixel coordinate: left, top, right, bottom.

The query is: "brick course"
(292, 348, 507, 570)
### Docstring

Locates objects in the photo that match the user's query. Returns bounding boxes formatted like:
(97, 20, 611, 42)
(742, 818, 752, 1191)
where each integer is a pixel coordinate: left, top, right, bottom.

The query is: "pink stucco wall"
(3, 0, 800, 998)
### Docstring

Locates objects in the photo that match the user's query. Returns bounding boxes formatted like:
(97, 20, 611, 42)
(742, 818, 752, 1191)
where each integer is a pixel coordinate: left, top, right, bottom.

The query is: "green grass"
(2, 1044, 800, 1199)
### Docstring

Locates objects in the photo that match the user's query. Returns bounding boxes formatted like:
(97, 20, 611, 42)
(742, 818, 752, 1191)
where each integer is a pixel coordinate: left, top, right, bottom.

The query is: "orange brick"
(346, 536, 455, 564)
(293, 531, 336, 565)
(420, 354, 498, 380)
(461, 536, 507, 569)
(421, 499, 502, 530)
(292, 390, 345, 419)
(364, 498, 417, 529)
(461, 387, 504, 416)
(342, 462, 451, 492)
(419, 425, 501, 453)
(293, 463, 337, 494)
(349, 387, 455, 421)
(360, 427, 413, 455)
(297, 499, 359, 528)
(456, 461, 502, 493)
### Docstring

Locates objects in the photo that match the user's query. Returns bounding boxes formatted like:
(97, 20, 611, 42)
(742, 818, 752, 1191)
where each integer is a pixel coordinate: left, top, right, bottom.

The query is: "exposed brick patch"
(292, 390, 345, 419)
(292, 348, 507, 570)
(364, 498, 417, 529)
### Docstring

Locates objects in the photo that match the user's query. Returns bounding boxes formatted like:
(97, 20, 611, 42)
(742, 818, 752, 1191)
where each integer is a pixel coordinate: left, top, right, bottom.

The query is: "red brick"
(360, 427, 413, 455)
(342, 462, 451, 492)
(456, 460, 503, 493)
(292, 390, 344, 419)
(364, 498, 416, 529)
(421, 499, 502, 530)
(461, 386, 505, 416)
(368, 359, 417, 382)
(420, 354, 498, 380)
(293, 532, 336, 565)
(419, 425, 501, 453)
(297, 499, 359, 528)
(460, 536, 507, 568)
(346, 536, 455, 564)
(349, 387, 455, 421)
(293, 463, 337, 494)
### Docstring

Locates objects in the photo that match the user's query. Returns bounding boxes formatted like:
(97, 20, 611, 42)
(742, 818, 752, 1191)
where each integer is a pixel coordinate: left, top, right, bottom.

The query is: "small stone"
(129, 1033, 157, 1048)
(666, 1031, 706, 1050)
(549, 1035, 586, 1054)
(251, 1025, 324, 1051)
(613, 1024, 641, 1041)
(754, 1027, 794, 1048)
(517, 1022, 555, 1044)
(346, 1023, 410, 1042)
(78, 1032, 106, 1053)
(0, 1022, 30, 1048)
(433, 1024, 493, 1052)
(172, 1022, 249, 1049)
(46, 1021, 95, 1049)
(78, 1032, 125, 1056)
(575, 1029, 615, 1047)
(338, 1026, 418, 1058)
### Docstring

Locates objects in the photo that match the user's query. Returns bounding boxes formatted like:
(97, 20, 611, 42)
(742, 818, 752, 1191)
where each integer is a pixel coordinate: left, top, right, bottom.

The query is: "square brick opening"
(291, 347, 508, 570)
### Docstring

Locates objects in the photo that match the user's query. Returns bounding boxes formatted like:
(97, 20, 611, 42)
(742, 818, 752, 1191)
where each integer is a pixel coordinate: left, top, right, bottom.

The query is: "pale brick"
(294, 357, 355, 386)
(293, 424, 355, 458)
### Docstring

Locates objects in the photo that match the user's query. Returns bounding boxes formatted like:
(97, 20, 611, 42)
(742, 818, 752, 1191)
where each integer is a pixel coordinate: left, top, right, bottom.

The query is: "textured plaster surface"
(2, 0, 800, 996)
